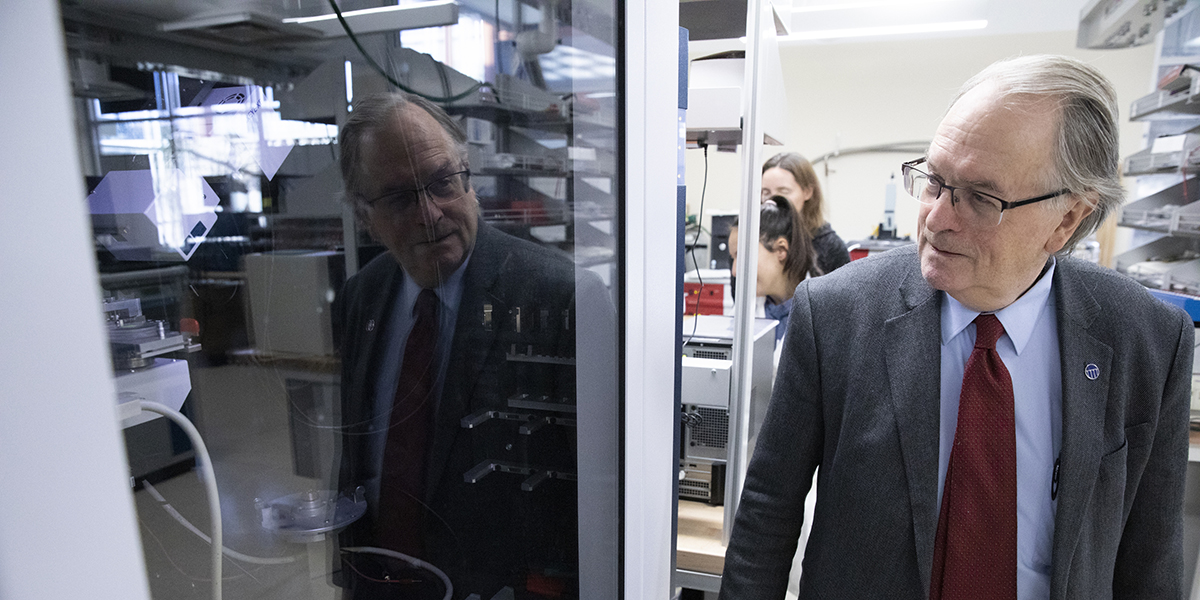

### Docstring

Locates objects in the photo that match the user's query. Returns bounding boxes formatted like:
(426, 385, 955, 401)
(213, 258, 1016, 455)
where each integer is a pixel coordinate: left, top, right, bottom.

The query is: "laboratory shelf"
(1115, 235, 1200, 295)
(1077, 0, 1191, 49)
(1125, 140, 1200, 176)
(1118, 177, 1200, 236)
(1131, 74, 1200, 121)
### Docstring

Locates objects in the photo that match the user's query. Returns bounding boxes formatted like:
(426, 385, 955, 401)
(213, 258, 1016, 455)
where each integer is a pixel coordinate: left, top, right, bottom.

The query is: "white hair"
(951, 54, 1122, 253)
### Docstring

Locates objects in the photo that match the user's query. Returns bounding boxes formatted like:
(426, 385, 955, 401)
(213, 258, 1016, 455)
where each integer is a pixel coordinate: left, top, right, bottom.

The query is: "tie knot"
(973, 313, 1004, 350)
(414, 289, 439, 320)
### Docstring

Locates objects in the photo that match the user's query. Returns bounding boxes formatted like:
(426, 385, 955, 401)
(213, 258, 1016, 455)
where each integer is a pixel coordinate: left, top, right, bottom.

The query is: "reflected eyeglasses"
(367, 169, 471, 215)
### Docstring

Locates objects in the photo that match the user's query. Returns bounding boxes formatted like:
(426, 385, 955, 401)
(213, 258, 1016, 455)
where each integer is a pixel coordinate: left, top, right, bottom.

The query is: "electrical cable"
(683, 143, 709, 347)
(1181, 144, 1200, 203)
(137, 400, 223, 600)
(141, 480, 302, 565)
(342, 546, 453, 600)
(325, 0, 492, 104)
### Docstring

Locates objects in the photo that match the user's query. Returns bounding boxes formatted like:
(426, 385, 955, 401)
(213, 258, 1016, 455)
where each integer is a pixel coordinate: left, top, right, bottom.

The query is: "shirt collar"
(764, 295, 792, 320)
(940, 257, 1056, 356)
(398, 252, 472, 317)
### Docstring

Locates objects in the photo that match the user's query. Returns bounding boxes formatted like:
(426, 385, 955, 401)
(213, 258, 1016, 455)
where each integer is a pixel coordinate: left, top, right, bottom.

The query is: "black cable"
(435, 60, 453, 101)
(326, 0, 493, 104)
(683, 144, 709, 347)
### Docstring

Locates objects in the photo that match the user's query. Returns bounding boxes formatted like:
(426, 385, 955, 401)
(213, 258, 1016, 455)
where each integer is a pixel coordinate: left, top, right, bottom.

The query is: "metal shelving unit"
(1119, 177, 1200, 234)
(1105, 6, 1200, 596)
(1117, 6, 1200, 303)
(1124, 131, 1200, 175)
(1131, 73, 1200, 120)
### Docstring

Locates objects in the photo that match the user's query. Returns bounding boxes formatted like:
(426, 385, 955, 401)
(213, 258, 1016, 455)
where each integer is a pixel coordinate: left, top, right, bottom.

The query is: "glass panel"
(61, 0, 620, 598)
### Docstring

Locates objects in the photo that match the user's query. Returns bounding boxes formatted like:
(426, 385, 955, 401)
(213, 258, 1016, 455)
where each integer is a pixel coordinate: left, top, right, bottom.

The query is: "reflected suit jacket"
(332, 220, 581, 597)
(720, 245, 1193, 600)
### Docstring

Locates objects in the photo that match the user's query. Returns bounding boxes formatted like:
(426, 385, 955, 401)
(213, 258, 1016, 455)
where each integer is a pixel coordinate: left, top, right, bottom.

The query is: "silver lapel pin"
(366, 319, 375, 332)
(1085, 363, 1099, 380)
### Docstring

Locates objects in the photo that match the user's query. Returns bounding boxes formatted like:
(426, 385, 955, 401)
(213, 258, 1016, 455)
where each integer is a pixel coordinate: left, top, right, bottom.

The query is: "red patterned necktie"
(930, 313, 1017, 600)
(376, 288, 440, 556)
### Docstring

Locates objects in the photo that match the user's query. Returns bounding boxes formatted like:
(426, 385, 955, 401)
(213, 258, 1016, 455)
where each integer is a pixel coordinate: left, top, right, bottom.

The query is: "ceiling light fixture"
(792, 0, 962, 14)
(781, 19, 987, 41)
(281, 0, 459, 37)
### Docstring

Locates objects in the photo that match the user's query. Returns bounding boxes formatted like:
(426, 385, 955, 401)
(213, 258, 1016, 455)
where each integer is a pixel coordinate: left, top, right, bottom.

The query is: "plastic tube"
(141, 481, 300, 565)
(137, 400, 222, 600)
(341, 546, 452, 600)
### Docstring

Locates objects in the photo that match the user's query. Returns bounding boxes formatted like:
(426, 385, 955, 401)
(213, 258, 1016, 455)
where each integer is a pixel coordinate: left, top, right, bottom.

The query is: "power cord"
(683, 143, 709, 347)
(325, 0, 494, 104)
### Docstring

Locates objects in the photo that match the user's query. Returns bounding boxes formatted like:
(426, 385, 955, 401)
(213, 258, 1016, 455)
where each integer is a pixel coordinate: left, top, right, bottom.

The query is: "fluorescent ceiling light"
(793, 0, 963, 14)
(282, 0, 458, 37)
(782, 19, 987, 41)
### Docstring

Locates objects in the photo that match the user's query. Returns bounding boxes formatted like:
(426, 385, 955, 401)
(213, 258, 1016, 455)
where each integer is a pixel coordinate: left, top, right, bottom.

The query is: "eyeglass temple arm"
(1001, 189, 1071, 210)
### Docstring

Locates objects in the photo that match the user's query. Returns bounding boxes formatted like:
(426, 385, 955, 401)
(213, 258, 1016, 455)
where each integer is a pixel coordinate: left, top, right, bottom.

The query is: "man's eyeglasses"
(900, 158, 1069, 228)
(367, 169, 471, 215)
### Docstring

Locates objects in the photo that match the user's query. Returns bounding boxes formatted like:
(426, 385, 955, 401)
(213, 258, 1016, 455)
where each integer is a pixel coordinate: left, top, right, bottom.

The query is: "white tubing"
(137, 400, 222, 600)
(341, 546, 452, 600)
(141, 481, 300, 565)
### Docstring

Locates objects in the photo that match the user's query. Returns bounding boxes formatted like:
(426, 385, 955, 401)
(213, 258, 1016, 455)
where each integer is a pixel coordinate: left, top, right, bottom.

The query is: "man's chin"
(919, 253, 963, 294)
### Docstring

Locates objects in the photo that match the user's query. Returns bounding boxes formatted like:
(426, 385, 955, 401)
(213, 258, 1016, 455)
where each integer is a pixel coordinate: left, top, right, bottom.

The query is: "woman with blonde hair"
(761, 152, 850, 274)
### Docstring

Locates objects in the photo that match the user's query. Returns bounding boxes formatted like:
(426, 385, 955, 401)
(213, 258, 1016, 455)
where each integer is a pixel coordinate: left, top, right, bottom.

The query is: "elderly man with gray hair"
(721, 55, 1194, 600)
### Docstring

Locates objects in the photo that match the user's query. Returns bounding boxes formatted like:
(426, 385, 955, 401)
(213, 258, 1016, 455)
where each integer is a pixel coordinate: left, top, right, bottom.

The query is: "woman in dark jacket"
(760, 152, 850, 275)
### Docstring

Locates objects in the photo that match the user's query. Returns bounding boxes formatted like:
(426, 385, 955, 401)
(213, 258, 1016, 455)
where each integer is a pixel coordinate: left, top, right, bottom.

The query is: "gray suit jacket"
(333, 220, 581, 596)
(720, 245, 1193, 600)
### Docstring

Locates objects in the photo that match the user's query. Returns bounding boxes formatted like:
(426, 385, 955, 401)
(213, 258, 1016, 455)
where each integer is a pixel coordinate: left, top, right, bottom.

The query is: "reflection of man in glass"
(333, 92, 581, 599)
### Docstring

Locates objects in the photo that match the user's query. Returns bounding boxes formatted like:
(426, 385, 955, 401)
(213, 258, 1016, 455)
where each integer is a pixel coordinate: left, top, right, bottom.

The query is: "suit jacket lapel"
(1049, 259, 1112, 599)
(349, 262, 400, 434)
(344, 260, 400, 485)
(425, 222, 506, 500)
(883, 263, 942, 594)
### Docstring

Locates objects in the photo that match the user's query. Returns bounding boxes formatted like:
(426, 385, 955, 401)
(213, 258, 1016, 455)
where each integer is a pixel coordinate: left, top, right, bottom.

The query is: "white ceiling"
(690, 0, 1090, 54)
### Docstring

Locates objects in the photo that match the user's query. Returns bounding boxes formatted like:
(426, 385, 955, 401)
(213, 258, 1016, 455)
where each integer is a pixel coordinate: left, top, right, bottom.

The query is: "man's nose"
(416, 190, 443, 226)
(922, 187, 960, 232)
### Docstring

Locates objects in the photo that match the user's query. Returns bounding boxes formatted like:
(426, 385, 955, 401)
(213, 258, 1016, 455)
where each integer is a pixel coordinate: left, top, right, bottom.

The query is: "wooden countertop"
(677, 432, 1200, 578)
(227, 348, 340, 374)
(677, 499, 726, 575)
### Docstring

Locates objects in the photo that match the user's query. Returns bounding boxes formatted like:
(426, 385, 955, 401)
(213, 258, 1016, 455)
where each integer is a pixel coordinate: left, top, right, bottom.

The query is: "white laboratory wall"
(0, 3, 151, 600)
(686, 29, 1157, 260)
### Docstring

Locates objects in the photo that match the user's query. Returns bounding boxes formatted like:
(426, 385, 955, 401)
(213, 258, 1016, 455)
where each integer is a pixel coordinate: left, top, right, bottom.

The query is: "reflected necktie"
(377, 288, 440, 556)
(930, 313, 1017, 600)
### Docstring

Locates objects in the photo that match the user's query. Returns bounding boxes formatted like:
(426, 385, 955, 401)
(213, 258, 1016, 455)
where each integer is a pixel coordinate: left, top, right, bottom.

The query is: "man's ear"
(1044, 193, 1096, 253)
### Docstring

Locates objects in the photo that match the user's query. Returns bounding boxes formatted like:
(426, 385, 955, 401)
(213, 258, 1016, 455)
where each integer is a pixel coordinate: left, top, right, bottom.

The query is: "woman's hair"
(754, 195, 819, 289)
(762, 152, 827, 233)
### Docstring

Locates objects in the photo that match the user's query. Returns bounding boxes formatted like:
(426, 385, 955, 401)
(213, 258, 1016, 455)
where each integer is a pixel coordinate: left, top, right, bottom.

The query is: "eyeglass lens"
(374, 171, 469, 214)
(902, 165, 1003, 227)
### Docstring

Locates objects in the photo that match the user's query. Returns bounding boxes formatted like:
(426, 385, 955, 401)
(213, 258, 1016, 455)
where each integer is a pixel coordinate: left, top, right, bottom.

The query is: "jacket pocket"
(1123, 421, 1153, 451)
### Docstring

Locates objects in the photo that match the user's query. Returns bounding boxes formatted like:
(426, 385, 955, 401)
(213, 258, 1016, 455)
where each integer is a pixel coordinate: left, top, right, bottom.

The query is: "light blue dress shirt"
(363, 255, 470, 510)
(937, 258, 1062, 600)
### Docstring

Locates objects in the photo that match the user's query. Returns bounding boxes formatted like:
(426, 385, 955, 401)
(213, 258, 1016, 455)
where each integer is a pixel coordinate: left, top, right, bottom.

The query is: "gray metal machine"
(679, 315, 776, 504)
